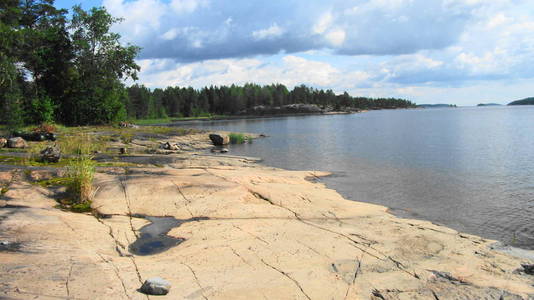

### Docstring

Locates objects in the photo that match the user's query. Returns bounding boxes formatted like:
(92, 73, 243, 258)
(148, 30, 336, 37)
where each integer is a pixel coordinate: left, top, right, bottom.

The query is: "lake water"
(173, 106, 534, 249)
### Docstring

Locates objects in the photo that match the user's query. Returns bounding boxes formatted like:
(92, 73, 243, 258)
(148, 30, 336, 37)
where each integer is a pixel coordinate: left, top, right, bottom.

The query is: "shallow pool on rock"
(129, 216, 208, 256)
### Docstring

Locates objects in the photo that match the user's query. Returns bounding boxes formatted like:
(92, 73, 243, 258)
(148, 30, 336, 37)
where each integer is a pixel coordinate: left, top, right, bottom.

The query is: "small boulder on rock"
(160, 142, 180, 151)
(0, 138, 7, 148)
(7, 137, 27, 149)
(209, 133, 229, 146)
(140, 277, 171, 295)
(40, 146, 61, 163)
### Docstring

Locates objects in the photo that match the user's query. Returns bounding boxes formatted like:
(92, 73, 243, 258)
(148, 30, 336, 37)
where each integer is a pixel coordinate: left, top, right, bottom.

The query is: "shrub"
(229, 133, 247, 144)
(29, 95, 55, 124)
(32, 123, 57, 134)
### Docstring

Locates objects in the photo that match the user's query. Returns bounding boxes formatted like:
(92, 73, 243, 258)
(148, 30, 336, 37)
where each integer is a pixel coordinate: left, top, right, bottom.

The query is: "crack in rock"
(258, 257, 312, 300)
(182, 263, 209, 300)
(98, 254, 131, 299)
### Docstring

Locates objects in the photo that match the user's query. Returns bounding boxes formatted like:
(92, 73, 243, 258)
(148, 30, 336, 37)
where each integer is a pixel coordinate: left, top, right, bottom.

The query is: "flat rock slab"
(1, 154, 534, 300)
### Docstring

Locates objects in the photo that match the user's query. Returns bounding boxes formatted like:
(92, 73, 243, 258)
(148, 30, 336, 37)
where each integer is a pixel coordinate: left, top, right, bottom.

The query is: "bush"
(29, 95, 56, 124)
(229, 133, 247, 144)
(32, 123, 57, 134)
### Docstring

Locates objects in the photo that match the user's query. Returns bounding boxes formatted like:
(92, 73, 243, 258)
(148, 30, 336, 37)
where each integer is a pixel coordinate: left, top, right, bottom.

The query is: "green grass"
(229, 133, 247, 144)
(66, 154, 95, 208)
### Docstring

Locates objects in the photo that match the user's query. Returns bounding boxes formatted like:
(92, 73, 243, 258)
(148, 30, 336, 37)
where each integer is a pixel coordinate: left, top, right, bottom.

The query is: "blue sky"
(56, 0, 534, 105)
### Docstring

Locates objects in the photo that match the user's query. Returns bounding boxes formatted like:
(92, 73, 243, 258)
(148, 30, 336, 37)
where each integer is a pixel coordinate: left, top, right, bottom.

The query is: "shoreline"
(149, 110, 364, 126)
(0, 130, 533, 299)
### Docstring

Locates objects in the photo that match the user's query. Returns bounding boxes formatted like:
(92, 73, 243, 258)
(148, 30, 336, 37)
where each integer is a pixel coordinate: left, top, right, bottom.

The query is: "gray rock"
(220, 148, 229, 153)
(40, 146, 61, 163)
(140, 277, 171, 295)
(7, 137, 27, 148)
(0, 138, 6, 148)
(209, 133, 229, 146)
(160, 142, 180, 151)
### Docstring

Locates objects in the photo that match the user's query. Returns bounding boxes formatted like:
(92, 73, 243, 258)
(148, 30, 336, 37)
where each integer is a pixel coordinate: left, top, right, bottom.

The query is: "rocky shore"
(0, 131, 533, 299)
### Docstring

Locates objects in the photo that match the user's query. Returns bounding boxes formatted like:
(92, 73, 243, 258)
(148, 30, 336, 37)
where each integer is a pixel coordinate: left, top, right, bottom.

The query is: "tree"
(61, 5, 140, 125)
(0, 0, 25, 128)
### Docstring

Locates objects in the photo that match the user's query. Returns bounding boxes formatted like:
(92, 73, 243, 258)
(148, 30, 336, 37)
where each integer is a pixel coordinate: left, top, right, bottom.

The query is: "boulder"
(160, 142, 180, 151)
(140, 277, 171, 295)
(0, 138, 7, 148)
(209, 133, 229, 146)
(7, 137, 27, 149)
(40, 146, 61, 163)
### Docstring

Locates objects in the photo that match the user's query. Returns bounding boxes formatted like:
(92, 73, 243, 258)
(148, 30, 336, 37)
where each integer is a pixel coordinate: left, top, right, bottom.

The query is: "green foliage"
(229, 133, 247, 144)
(125, 83, 416, 120)
(29, 95, 56, 124)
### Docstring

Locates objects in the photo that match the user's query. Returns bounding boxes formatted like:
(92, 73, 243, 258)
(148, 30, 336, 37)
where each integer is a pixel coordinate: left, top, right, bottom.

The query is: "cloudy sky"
(56, 0, 534, 105)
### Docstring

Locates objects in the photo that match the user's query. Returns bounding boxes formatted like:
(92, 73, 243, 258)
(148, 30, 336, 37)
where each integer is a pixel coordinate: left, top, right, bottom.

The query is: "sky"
(55, 0, 534, 106)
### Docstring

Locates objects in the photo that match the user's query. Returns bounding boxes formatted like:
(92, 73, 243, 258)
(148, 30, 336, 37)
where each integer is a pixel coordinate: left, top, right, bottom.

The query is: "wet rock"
(12, 131, 56, 142)
(210, 147, 229, 153)
(40, 146, 61, 163)
(0, 138, 7, 148)
(140, 277, 171, 295)
(7, 137, 27, 148)
(209, 133, 229, 146)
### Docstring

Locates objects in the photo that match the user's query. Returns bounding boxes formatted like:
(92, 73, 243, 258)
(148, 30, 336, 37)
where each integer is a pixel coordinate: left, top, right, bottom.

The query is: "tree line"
(125, 83, 416, 119)
(1, 1, 415, 127)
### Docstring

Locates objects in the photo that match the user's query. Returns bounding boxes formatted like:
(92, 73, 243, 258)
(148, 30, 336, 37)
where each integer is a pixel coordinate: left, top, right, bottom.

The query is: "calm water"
(174, 106, 534, 249)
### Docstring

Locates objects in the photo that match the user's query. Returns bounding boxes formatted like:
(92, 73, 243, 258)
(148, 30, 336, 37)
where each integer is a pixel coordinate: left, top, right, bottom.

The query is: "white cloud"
(252, 23, 284, 40)
(105, 0, 534, 105)
(313, 12, 334, 34)
(325, 29, 346, 46)
(170, 0, 208, 14)
(135, 55, 372, 92)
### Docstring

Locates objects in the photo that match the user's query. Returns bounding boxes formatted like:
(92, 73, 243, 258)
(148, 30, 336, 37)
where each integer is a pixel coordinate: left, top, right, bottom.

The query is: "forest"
(1, 0, 416, 128)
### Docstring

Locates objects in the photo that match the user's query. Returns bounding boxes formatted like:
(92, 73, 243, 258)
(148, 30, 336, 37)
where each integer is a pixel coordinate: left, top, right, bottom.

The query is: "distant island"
(477, 103, 502, 106)
(508, 97, 534, 105)
(417, 104, 457, 108)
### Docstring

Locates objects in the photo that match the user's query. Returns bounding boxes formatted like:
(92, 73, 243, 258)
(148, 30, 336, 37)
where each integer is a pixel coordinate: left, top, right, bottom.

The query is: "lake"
(172, 106, 534, 249)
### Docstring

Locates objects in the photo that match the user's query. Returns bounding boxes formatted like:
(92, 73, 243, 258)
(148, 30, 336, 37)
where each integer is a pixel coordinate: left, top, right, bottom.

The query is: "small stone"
(140, 277, 171, 295)
(0, 138, 7, 148)
(220, 148, 229, 153)
(7, 137, 27, 148)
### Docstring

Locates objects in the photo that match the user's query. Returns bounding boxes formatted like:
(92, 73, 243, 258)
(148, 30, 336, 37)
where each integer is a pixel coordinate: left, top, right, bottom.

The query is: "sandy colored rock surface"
(1, 152, 533, 299)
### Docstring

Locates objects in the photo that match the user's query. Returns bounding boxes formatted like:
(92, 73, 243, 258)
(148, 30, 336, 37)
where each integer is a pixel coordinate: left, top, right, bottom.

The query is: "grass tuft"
(66, 153, 95, 206)
(229, 133, 248, 144)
